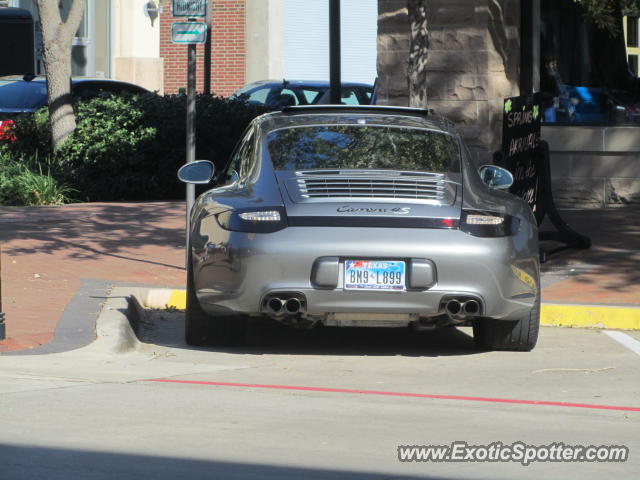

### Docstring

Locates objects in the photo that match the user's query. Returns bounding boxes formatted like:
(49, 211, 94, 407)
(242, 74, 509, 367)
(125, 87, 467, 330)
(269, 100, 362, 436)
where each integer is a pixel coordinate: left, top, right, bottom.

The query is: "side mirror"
(479, 165, 514, 190)
(177, 160, 215, 184)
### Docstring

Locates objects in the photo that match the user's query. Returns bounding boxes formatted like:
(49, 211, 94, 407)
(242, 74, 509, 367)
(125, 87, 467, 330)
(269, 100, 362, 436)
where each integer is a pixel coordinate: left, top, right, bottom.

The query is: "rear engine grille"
(295, 173, 447, 200)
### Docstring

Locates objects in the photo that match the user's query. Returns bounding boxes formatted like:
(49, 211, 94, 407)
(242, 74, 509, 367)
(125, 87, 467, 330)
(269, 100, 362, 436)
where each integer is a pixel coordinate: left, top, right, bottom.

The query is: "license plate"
(344, 260, 406, 291)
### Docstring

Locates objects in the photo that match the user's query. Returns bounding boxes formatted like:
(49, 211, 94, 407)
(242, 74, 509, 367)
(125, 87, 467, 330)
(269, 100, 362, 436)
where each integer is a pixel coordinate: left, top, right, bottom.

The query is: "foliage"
(575, 0, 640, 34)
(0, 149, 74, 206)
(1, 94, 269, 201)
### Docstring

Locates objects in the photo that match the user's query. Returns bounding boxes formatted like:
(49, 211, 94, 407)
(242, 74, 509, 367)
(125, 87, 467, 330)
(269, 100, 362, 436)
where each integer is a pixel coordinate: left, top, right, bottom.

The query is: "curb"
(146, 289, 640, 331)
(540, 304, 640, 330)
(89, 287, 143, 354)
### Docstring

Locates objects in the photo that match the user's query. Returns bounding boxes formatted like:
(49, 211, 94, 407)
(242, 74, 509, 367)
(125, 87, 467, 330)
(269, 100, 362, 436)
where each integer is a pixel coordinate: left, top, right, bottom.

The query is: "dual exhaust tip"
(265, 294, 480, 321)
(444, 298, 481, 320)
(265, 295, 305, 316)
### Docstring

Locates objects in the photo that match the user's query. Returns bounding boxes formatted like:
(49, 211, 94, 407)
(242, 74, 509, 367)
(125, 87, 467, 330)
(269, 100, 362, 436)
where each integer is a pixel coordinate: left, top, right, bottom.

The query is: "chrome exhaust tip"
(284, 298, 302, 314)
(266, 297, 285, 315)
(463, 299, 480, 316)
(445, 299, 463, 318)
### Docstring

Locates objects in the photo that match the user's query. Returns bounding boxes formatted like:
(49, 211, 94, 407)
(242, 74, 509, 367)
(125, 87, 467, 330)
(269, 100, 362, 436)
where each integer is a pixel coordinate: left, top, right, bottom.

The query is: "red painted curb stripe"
(147, 379, 640, 412)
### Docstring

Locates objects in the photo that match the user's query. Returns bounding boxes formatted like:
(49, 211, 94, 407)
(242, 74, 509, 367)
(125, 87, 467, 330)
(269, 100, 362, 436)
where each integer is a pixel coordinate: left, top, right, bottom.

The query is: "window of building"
(540, 0, 640, 125)
(629, 55, 639, 76)
(627, 16, 639, 48)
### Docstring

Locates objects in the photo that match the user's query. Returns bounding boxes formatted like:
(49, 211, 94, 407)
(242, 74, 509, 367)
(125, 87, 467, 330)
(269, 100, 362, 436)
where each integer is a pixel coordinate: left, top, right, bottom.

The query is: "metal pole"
(520, 0, 534, 95)
(185, 39, 197, 263)
(204, 5, 212, 94)
(0, 242, 5, 340)
(329, 0, 341, 104)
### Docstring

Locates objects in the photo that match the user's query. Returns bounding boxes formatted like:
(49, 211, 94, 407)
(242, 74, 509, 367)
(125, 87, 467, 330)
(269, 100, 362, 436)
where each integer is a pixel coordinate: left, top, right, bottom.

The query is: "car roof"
(241, 79, 374, 89)
(255, 105, 458, 135)
(0, 8, 32, 19)
(0, 76, 149, 91)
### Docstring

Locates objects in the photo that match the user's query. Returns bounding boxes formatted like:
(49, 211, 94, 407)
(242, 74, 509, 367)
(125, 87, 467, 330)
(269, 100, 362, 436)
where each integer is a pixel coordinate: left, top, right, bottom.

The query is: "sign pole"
(329, 0, 341, 105)
(204, 6, 212, 94)
(185, 37, 196, 264)
(171, 0, 207, 265)
(0, 242, 5, 340)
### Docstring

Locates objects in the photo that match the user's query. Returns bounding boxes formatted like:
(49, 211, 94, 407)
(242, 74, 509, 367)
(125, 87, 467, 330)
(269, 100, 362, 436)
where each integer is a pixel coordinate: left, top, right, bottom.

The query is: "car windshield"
(0, 81, 47, 111)
(266, 125, 460, 173)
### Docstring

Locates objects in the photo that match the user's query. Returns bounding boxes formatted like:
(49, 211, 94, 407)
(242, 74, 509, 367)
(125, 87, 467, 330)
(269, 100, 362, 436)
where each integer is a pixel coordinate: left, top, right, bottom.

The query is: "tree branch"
(64, 0, 86, 41)
(34, 0, 62, 40)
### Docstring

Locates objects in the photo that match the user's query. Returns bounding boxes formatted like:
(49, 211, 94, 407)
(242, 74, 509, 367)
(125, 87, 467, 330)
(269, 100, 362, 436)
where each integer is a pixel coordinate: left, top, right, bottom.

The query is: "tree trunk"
(34, 0, 85, 150)
(407, 0, 429, 108)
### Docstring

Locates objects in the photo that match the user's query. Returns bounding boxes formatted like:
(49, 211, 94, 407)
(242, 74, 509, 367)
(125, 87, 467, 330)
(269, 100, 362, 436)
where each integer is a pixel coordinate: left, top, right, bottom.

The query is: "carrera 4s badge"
(336, 206, 412, 215)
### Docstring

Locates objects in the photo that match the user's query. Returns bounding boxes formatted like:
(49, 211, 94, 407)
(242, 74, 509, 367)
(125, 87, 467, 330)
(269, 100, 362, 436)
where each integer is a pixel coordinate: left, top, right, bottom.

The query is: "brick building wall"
(160, 0, 246, 95)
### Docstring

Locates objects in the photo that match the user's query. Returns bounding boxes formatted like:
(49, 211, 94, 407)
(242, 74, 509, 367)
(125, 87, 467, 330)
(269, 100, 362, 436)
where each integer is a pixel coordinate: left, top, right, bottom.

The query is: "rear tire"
(185, 250, 246, 347)
(473, 293, 540, 352)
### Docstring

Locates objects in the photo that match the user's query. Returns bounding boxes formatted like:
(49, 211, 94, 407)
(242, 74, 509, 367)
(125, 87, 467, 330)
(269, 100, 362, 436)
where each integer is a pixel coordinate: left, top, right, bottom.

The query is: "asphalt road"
(1, 307, 639, 480)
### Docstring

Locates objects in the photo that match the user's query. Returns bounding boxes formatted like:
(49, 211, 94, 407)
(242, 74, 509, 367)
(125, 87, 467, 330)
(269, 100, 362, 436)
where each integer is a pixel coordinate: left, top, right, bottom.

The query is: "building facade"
(377, 0, 640, 208)
(5, 0, 637, 207)
(5, 0, 377, 96)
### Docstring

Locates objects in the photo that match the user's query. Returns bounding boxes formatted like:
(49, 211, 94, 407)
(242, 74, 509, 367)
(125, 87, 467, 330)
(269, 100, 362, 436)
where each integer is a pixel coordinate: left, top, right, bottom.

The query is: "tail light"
(216, 207, 288, 233)
(460, 210, 519, 237)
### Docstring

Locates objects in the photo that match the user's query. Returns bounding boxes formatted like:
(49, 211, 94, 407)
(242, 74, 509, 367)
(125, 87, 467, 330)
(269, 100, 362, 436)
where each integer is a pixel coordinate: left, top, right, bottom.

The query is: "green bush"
(2, 93, 269, 201)
(0, 149, 74, 206)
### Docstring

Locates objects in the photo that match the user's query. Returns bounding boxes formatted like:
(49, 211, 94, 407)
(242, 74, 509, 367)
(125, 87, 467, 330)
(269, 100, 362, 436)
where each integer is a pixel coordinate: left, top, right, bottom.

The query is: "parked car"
(0, 75, 150, 139)
(230, 79, 374, 108)
(178, 105, 540, 351)
(542, 84, 640, 124)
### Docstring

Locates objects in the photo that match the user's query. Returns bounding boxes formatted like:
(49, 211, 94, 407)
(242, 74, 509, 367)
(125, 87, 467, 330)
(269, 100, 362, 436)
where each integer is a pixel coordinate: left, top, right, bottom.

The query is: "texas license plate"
(344, 260, 406, 291)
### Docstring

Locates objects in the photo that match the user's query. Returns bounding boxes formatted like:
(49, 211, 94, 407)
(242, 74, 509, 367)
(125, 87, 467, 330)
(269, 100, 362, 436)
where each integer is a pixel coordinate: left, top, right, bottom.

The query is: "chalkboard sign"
(501, 94, 542, 216)
(496, 94, 590, 257)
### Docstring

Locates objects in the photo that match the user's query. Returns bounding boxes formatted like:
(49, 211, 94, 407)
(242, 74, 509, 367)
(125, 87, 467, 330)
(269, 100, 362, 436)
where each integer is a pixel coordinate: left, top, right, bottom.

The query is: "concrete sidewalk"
(1, 202, 639, 352)
(538, 208, 640, 329)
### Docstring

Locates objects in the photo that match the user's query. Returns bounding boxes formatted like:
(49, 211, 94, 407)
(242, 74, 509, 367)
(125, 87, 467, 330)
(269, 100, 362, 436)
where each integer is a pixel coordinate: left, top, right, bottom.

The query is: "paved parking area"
(1, 307, 638, 480)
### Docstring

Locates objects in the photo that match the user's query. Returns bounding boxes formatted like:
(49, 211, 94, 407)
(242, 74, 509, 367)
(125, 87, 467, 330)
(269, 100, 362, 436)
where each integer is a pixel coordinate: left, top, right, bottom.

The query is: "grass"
(0, 150, 75, 206)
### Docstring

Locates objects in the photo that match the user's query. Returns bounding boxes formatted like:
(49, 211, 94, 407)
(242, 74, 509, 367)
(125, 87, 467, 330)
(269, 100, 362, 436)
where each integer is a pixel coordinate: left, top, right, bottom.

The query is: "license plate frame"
(344, 260, 406, 291)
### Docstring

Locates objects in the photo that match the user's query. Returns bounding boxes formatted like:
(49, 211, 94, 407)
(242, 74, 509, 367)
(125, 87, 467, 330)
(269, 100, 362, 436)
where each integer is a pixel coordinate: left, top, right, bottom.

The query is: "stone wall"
(543, 126, 640, 207)
(377, 0, 521, 165)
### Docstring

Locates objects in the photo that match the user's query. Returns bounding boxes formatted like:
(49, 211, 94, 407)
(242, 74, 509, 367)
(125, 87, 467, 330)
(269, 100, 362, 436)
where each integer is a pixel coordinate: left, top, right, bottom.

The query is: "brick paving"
(1, 202, 638, 352)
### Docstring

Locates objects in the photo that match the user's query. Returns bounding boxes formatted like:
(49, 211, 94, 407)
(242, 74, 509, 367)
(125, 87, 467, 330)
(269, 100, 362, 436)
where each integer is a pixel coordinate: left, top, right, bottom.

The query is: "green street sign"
(172, 0, 207, 17)
(171, 22, 207, 44)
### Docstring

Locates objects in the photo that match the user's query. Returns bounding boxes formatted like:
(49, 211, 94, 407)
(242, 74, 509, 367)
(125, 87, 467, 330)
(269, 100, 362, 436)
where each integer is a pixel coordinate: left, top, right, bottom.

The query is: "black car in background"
(230, 79, 374, 108)
(0, 75, 150, 138)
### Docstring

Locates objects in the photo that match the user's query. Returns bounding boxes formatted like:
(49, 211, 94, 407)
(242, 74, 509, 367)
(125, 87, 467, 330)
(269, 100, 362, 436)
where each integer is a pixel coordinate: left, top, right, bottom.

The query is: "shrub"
(2, 93, 269, 202)
(0, 149, 74, 206)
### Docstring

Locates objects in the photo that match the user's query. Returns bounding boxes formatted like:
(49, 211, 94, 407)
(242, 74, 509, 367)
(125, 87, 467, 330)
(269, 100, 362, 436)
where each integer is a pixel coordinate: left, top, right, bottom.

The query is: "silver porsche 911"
(178, 106, 540, 351)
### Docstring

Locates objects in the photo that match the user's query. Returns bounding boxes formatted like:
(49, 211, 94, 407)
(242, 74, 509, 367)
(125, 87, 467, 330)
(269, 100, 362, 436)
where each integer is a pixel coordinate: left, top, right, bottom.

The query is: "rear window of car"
(0, 81, 47, 111)
(266, 125, 460, 173)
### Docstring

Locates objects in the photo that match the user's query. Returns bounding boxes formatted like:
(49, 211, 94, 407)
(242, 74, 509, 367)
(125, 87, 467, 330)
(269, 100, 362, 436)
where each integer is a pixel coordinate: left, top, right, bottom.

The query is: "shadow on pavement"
(139, 310, 479, 357)
(540, 207, 640, 290)
(0, 444, 458, 480)
(0, 202, 185, 269)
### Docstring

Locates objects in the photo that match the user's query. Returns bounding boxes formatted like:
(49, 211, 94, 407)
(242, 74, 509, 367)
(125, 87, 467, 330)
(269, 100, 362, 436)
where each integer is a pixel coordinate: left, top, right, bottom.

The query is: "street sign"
(171, 22, 207, 44)
(172, 0, 206, 17)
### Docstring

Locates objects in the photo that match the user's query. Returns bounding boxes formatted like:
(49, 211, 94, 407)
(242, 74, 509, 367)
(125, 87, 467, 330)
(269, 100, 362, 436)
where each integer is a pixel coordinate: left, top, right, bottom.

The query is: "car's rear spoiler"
(281, 105, 433, 117)
(280, 105, 458, 133)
